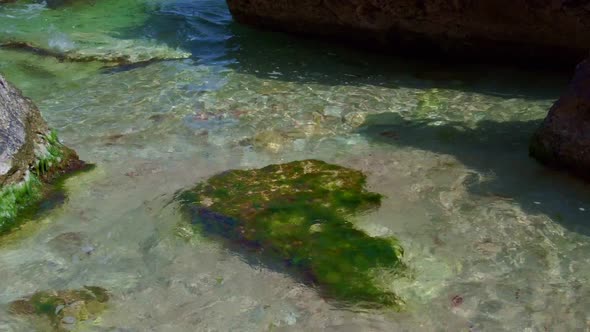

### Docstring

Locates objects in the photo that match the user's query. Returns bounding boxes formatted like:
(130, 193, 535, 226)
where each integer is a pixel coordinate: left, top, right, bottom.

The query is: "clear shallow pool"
(1, 0, 589, 331)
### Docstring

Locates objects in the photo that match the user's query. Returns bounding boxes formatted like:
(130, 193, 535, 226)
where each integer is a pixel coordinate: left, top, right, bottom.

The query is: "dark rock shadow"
(115, 0, 572, 99)
(360, 112, 590, 236)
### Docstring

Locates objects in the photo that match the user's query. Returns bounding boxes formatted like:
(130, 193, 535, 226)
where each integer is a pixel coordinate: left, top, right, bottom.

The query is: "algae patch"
(0, 131, 91, 237)
(178, 159, 406, 308)
(9, 286, 109, 331)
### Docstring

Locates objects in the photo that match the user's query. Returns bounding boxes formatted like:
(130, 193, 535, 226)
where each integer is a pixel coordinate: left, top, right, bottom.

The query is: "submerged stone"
(178, 159, 406, 308)
(0, 74, 88, 237)
(0, 36, 191, 67)
(9, 286, 109, 331)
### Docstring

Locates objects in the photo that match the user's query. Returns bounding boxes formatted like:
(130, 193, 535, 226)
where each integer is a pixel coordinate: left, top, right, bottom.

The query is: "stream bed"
(1, 1, 590, 331)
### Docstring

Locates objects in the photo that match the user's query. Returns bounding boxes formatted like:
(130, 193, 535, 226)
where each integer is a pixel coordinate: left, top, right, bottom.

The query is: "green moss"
(9, 286, 109, 331)
(179, 159, 406, 308)
(0, 174, 43, 235)
(0, 130, 91, 237)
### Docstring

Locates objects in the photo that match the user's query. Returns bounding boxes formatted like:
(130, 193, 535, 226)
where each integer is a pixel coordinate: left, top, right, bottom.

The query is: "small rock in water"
(81, 245, 95, 255)
(252, 130, 290, 153)
(55, 304, 65, 315)
(62, 316, 76, 324)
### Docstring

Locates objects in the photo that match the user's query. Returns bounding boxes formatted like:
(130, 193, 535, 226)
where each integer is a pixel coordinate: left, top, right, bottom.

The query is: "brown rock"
(226, 0, 590, 64)
(530, 58, 590, 178)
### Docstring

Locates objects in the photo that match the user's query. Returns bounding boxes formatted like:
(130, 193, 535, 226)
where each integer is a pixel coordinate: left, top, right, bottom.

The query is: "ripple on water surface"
(1, 0, 590, 331)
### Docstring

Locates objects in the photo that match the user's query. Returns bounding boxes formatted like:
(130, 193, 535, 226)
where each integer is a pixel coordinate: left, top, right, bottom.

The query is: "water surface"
(1, 0, 589, 331)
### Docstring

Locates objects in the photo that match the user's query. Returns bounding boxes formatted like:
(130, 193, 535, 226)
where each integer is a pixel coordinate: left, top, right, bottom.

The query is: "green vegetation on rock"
(0, 174, 43, 235)
(9, 286, 109, 331)
(179, 159, 406, 308)
(0, 131, 88, 236)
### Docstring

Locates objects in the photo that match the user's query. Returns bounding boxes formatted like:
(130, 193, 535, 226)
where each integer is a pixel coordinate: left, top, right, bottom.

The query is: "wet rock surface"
(226, 0, 590, 65)
(0, 74, 86, 236)
(530, 58, 590, 178)
(179, 159, 406, 308)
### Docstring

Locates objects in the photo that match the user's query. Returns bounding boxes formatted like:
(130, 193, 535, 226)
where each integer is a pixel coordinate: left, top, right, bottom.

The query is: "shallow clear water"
(1, 0, 590, 331)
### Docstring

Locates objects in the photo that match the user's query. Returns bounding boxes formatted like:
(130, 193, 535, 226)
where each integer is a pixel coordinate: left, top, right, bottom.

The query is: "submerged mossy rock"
(9, 286, 109, 331)
(0, 74, 87, 236)
(0, 37, 191, 67)
(179, 159, 406, 308)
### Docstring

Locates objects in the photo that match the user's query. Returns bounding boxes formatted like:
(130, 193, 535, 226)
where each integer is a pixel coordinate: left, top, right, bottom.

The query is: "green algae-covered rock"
(9, 286, 109, 331)
(179, 159, 406, 308)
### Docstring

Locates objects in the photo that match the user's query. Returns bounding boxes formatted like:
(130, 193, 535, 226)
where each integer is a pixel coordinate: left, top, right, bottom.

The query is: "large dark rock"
(226, 0, 590, 65)
(0, 74, 86, 236)
(530, 58, 590, 178)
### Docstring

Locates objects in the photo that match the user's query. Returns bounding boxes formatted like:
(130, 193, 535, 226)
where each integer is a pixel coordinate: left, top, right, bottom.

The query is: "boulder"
(226, 0, 590, 64)
(530, 58, 590, 178)
(0, 74, 86, 236)
(178, 159, 406, 308)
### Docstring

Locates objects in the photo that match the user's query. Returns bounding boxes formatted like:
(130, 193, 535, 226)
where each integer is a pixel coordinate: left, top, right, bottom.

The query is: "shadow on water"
(118, 0, 572, 100)
(359, 112, 590, 236)
(116, 0, 590, 236)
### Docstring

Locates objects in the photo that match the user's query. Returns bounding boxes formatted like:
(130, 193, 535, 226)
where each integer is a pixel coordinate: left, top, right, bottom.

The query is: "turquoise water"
(1, 0, 590, 331)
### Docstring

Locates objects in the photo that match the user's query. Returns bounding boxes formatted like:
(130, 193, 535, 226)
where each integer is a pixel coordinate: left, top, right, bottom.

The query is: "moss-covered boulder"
(179, 159, 406, 308)
(0, 74, 87, 237)
(9, 286, 109, 331)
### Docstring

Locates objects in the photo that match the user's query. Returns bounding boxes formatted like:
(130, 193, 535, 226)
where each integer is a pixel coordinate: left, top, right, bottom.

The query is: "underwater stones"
(9, 286, 109, 331)
(47, 231, 95, 257)
(179, 159, 406, 308)
(0, 74, 86, 236)
(252, 130, 291, 153)
(226, 0, 590, 65)
(530, 58, 590, 179)
(0, 37, 191, 67)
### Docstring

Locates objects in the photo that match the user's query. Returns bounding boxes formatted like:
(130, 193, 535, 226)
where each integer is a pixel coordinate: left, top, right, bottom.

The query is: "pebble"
(81, 245, 95, 255)
(55, 304, 65, 315)
(62, 316, 76, 325)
